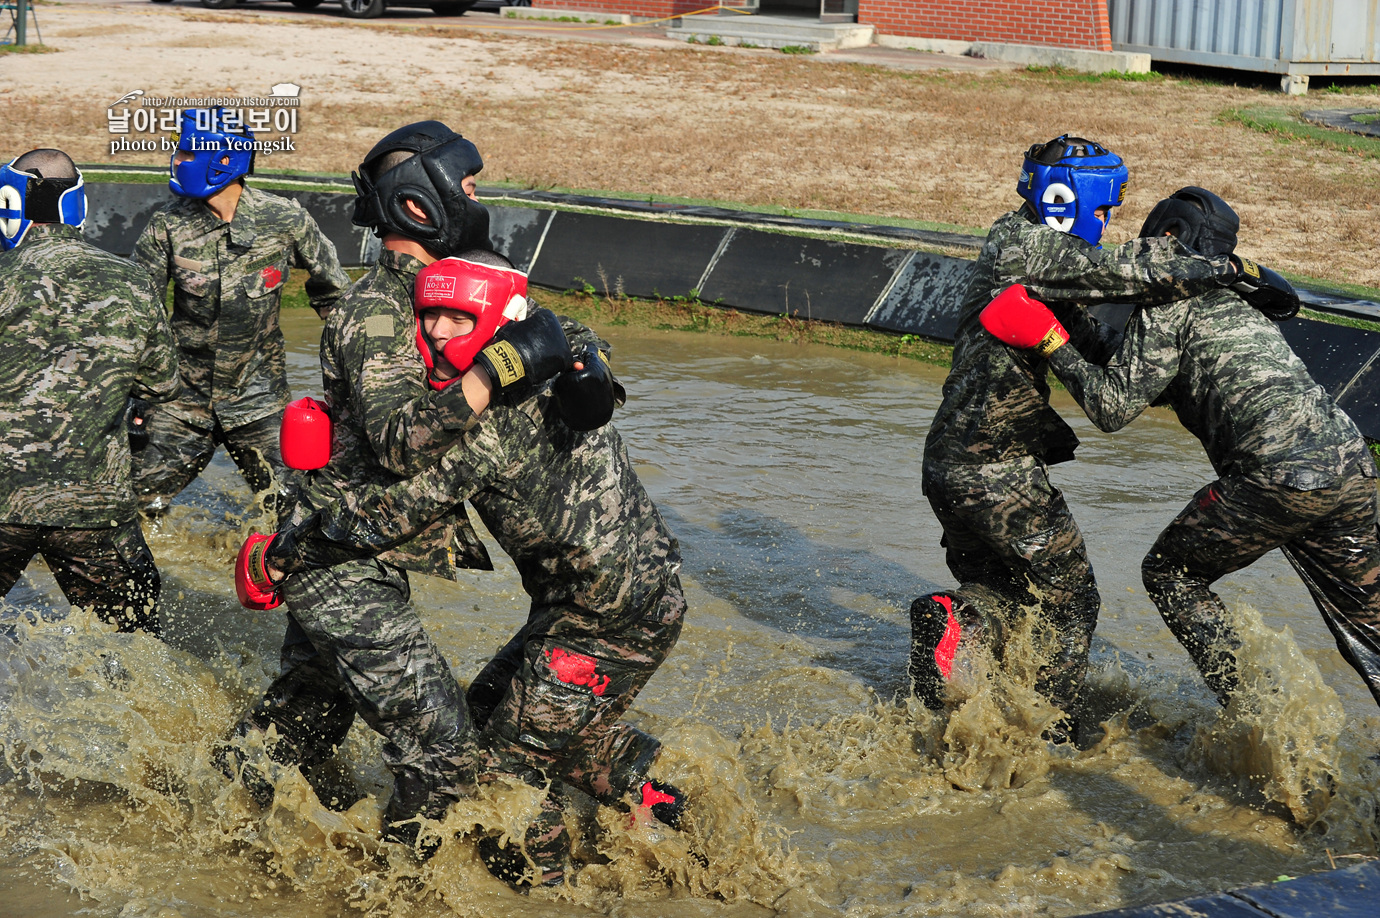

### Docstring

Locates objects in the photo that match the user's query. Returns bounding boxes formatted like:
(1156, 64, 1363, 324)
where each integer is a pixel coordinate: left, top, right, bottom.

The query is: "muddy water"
(2, 309, 1378, 918)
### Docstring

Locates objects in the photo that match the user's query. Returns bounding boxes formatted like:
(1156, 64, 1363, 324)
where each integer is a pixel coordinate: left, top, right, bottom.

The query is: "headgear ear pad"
(1140, 187, 1239, 258)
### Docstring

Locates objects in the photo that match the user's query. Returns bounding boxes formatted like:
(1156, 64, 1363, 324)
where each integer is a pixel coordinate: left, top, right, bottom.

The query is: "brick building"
(536, 0, 1115, 52)
(858, 0, 1112, 50)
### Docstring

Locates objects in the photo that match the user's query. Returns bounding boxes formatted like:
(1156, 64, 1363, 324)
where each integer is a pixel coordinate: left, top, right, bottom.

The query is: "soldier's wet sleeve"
(131, 213, 173, 307)
(292, 208, 350, 319)
(1007, 233, 1235, 308)
(342, 305, 483, 477)
(132, 274, 183, 404)
(558, 313, 609, 355)
(1058, 306, 1123, 368)
(274, 430, 498, 573)
(1047, 300, 1186, 432)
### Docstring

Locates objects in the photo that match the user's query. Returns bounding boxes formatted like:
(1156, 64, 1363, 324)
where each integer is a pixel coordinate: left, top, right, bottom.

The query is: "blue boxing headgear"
(0, 156, 87, 251)
(169, 108, 255, 199)
(1017, 135, 1129, 246)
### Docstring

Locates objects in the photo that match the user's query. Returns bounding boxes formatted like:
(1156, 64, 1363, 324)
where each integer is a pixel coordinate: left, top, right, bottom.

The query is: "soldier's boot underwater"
(602, 729, 691, 831)
(211, 726, 279, 810)
(476, 786, 571, 889)
(908, 592, 968, 710)
(633, 778, 687, 829)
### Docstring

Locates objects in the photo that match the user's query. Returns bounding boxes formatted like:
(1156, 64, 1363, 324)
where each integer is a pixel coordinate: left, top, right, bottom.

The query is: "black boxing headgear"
(1139, 187, 1239, 258)
(352, 121, 490, 258)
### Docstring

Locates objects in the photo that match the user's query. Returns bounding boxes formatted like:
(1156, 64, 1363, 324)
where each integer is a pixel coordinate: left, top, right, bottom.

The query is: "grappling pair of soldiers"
(909, 135, 1380, 757)
(210, 121, 689, 888)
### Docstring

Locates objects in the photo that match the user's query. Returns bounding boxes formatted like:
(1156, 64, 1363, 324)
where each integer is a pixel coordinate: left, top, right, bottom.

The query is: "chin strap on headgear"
(1139, 186, 1240, 258)
(351, 120, 490, 258)
(0, 158, 87, 251)
(169, 108, 255, 200)
(1017, 134, 1129, 247)
(413, 256, 529, 387)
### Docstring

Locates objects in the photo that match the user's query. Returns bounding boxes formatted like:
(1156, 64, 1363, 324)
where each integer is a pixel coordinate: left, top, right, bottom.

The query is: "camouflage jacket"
(133, 185, 349, 429)
(298, 248, 606, 581)
(923, 209, 1237, 468)
(0, 224, 182, 525)
(1048, 287, 1376, 489)
(281, 392, 681, 625)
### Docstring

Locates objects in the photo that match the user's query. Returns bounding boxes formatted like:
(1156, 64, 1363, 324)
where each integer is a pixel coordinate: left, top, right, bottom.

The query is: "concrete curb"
(875, 35, 1151, 73)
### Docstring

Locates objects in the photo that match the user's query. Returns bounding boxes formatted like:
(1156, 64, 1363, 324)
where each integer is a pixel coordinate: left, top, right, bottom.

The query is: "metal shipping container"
(1107, 0, 1380, 92)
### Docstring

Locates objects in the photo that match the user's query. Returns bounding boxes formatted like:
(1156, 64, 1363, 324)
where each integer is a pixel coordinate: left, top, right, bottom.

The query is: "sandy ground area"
(3, 0, 1379, 287)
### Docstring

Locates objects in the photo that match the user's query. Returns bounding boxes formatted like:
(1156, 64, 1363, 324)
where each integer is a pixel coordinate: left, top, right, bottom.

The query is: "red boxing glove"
(280, 396, 333, 471)
(979, 284, 1069, 358)
(235, 533, 282, 611)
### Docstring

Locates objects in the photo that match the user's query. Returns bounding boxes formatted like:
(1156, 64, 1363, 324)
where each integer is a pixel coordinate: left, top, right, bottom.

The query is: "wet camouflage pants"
(465, 574, 686, 880)
(132, 409, 292, 515)
(922, 455, 1100, 709)
(234, 559, 479, 842)
(0, 519, 161, 636)
(1143, 465, 1380, 707)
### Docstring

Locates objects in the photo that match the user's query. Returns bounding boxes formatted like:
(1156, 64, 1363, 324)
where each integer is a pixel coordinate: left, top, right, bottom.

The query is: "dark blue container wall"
(1080, 860, 1380, 918)
(489, 207, 552, 274)
(869, 251, 977, 341)
(696, 228, 911, 325)
(82, 182, 1380, 441)
(527, 212, 727, 300)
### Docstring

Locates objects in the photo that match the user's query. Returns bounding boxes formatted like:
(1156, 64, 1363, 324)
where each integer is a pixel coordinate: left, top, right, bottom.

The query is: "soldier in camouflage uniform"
(914, 136, 1258, 722)
(0, 149, 181, 635)
(249, 253, 686, 887)
(132, 109, 348, 518)
(993, 187, 1380, 709)
(220, 122, 600, 860)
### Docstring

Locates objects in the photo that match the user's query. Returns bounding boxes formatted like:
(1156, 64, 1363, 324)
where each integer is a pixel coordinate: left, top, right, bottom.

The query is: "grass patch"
(1222, 106, 1380, 159)
(534, 288, 953, 367)
(1299, 307, 1380, 334)
(1319, 80, 1380, 96)
(0, 43, 56, 54)
(780, 45, 816, 55)
(82, 170, 169, 185)
(80, 170, 355, 194)
(1023, 65, 1164, 83)
(480, 186, 988, 239)
(503, 12, 620, 23)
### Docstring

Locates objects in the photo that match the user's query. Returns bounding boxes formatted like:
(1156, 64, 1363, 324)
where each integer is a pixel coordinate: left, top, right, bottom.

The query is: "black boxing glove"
(126, 398, 152, 452)
(554, 345, 617, 431)
(473, 307, 573, 404)
(1226, 255, 1300, 322)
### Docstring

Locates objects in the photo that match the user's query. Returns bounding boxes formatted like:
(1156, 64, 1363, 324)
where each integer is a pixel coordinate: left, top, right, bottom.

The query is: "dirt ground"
(4, 1, 1379, 288)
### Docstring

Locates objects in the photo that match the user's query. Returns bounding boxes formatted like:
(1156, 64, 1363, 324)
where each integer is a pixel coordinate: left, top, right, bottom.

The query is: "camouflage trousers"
(922, 455, 1100, 709)
(232, 559, 478, 843)
(465, 574, 687, 882)
(0, 518, 161, 636)
(132, 408, 293, 516)
(1144, 464, 1380, 707)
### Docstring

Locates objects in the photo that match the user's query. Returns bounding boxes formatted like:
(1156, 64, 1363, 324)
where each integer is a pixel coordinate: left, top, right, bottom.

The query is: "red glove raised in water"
(979, 284, 1068, 358)
(235, 533, 282, 611)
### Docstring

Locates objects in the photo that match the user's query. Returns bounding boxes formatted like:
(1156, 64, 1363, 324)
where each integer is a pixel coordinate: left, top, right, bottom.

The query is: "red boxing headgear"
(414, 256, 529, 388)
(280, 396, 333, 470)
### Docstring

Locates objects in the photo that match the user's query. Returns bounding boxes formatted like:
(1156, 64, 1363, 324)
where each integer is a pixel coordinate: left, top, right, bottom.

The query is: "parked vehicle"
(156, 0, 485, 20)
